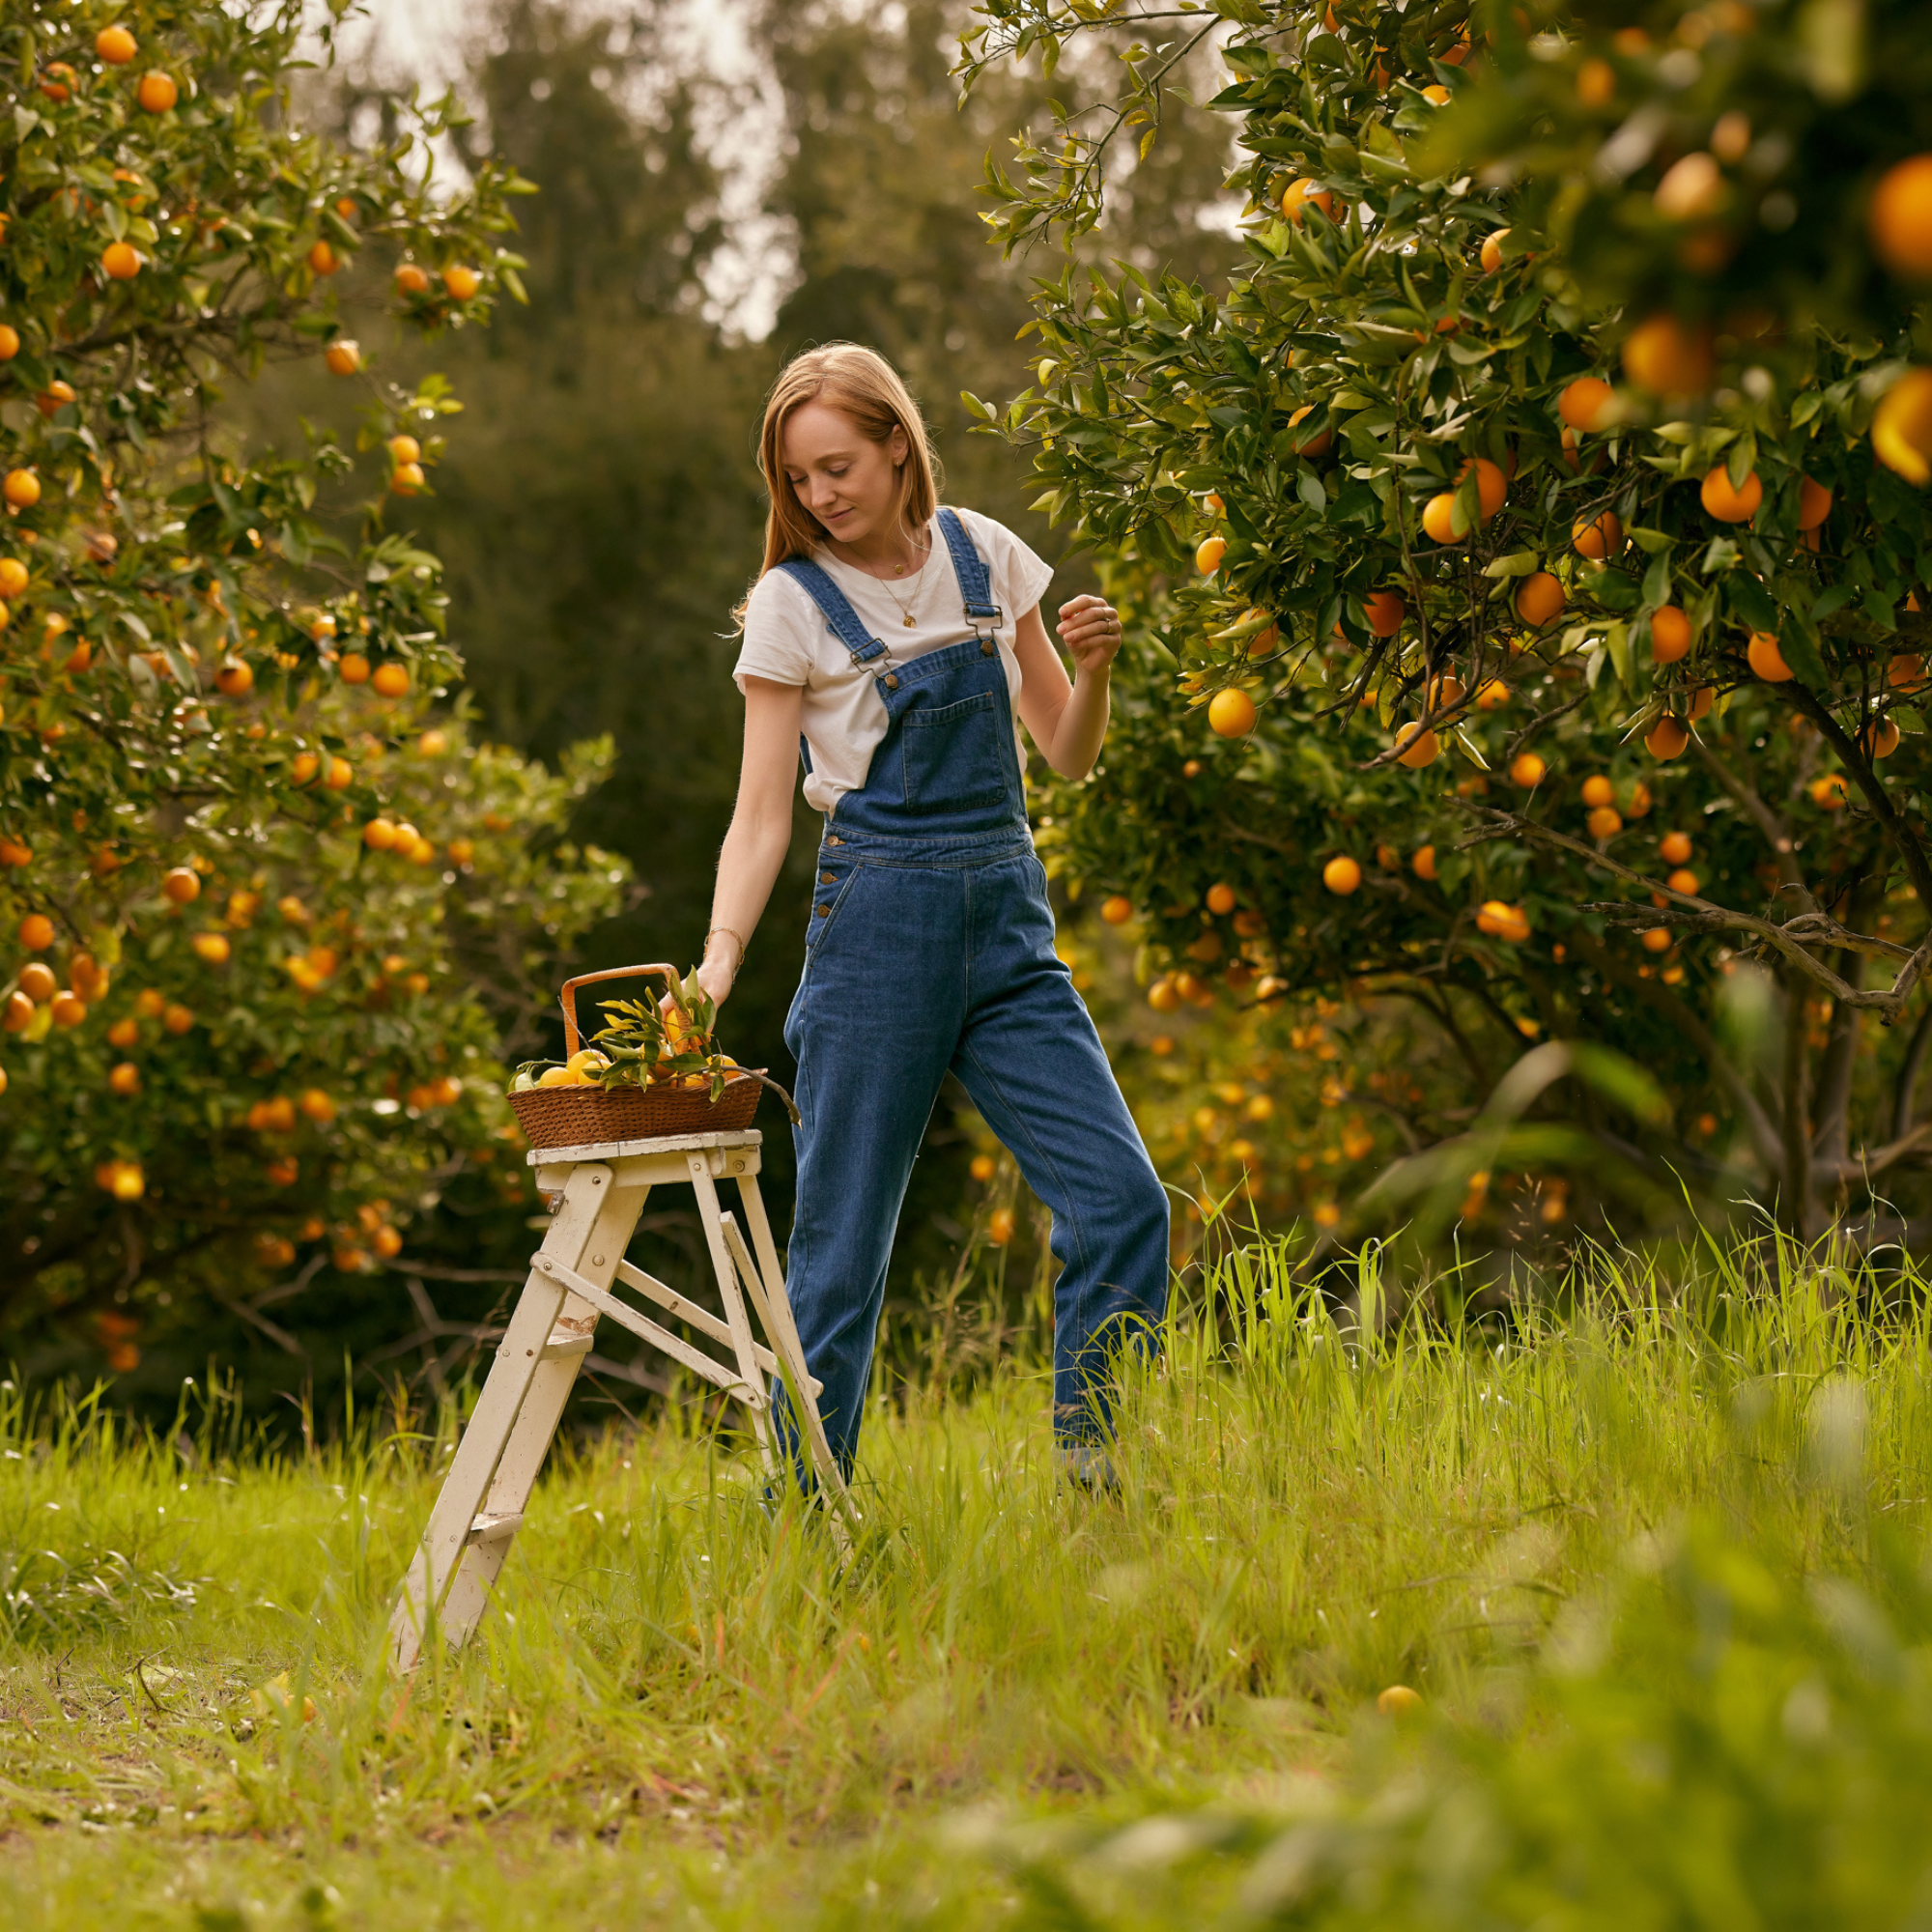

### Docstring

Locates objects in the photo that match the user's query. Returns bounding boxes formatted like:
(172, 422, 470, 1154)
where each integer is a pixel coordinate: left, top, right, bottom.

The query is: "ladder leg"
(387, 1162, 644, 1670)
(733, 1172, 857, 1525)
(687, 1158, 776, 1477)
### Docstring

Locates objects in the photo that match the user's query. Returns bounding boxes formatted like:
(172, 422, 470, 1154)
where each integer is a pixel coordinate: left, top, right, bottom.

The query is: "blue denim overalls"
(777, 509, 1170, 1476)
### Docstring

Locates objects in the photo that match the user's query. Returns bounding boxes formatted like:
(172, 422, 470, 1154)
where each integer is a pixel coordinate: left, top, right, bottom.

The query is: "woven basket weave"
(510, 1072, 762, 1151)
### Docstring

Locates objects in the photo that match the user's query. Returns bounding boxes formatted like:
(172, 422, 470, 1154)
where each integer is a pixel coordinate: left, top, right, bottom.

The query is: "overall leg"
(781, 860, 966, 1473)
(952, 853, 1170, 1446)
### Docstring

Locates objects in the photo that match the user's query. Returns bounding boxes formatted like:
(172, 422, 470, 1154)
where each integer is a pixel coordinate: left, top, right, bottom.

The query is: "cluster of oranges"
(244, 1090, 337, 1133)
(361, 816, 440, 865)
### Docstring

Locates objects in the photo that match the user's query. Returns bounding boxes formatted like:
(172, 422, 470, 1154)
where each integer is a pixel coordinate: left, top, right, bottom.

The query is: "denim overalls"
(778, 509, 1171, 1476)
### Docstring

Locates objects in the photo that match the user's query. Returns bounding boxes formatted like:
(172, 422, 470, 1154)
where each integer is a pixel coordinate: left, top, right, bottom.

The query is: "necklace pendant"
(902, 613, 916, 628)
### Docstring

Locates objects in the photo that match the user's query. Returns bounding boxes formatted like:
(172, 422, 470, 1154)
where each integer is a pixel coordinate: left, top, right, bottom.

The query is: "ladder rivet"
(591, 1255, 605, 1266)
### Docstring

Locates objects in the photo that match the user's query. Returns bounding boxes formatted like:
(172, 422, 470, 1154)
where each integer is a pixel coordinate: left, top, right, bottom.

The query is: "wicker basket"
(509, 960, 777, 1152)
(510, 1071, 763, 1151)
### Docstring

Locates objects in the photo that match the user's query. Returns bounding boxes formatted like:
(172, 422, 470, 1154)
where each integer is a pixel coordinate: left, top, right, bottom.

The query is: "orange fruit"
(96, 25, 138, 64)
(394, 263, 432, 296)
(334, 652, 372, 687)
(1666, 868, 1700, 895)
(372, 663, 410, 697)
(1586, 805, 1623, 839)
(1558, 377, 1616, 432)
(1208, 687, 1258, 738)
(1280, 177, 1336, 224)
(4, 469, 42, 508)
(49, 989, 86, 1028)
(373, 1226, 403, 1259)
(298, 1089, 337, 1123)
(1516, 573, 1565, 626)
(1700, 466, 1762, 522)
(970, 1153, 997, 1182)
(1510, 751, 1547, 787)
(1477, 900, 1530, 941)
(1422, 492, 1463, 544)
(324, 340, 361, 376)
(1580, 775, 1614, 808)
(2, 990, 32, 1032)
(0, 327, 17, 360)
(307, 241, 340, 275)
(1747, 631, 1792, 681)
(1205, 882, 1237, 915)
(18, 913, 54, 952)
(191, 931, 231, 966)
(1650, 606, 1692, 663)
(161, 866, 201, 904)
(1412, 844, 1437, 880)
(1458, 457, 1508, 520)
(107, 1016, 139, 1048)
(214, 660, 254, 697)
(1622, 314, 1715, 394)
(1100, 895, 1133, 924)
(1481, 228, 1509, 273)
(1872, 369, 1932, 484)
(137, 71, 178, 112)
(1646, 716, 1690, 759)
(18, 962, 55, 1003)
(1364, 589, 1405, 636)
(1654, 152, 1725, 222)
(108, 1160, 145, 1202)
(1148, 976, 1180, 1013)
(1420, 83, 1450, 104)
(1576, 57, 1614, 104)
(1322, 855, 1362, 895)
(1196, 534, 1227, 575)
(135, 988, 165, 1018)
(1394, 723, 1439, 768)
(1810, 774, 1848, 810)
(39, 64, 74, 102)
(162, 1002, 193, 1034)
(1684, 685, 1714, 721)
(1660, 832, 1692, 865)
(447, 838, 474, 866)
(1870, 156, 1932, 278)
(387, 434, 422, 467)
(987, 1207, 1017, 1246)
(1287, 404, 1332, 458)
(1640, 927, 1673, 953)
(390, 461, 427, 497)
(100, 242, 141, 280)
(1572, 511, 1623, 558)
(0, 559, 25, 598)
(325, 757, 353, 791)
(109, 1062, 140, 1095)
(37, 379, 76, 417)
(1426, 673, 1465, 710)
(417, 729, 448, 755)
(1862, 716, 1901, 758)
(362, 818, 398, 851)
(1796, 476, 1833, 530)
(1890, 652, 1924, 690)
(266, 1157, 298, 1187)
(443, 265, 480, 299)
(0, 835, 29, 867)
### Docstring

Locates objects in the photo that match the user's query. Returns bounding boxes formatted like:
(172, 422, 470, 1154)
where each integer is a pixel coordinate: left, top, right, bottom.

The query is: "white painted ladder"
(387, 1128, 852, 1670)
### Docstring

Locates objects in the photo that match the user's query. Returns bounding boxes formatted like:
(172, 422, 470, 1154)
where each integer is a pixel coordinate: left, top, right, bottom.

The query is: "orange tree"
(0, 0, 632, 1378)
(960, 0, 1932, 1240)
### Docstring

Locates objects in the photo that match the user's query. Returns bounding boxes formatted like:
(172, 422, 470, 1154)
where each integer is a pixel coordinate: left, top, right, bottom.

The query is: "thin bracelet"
(705, 925, 749, 971)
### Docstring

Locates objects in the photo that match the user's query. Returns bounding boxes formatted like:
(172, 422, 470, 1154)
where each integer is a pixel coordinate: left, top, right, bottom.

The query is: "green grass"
(4, 1233, 1932, 1926)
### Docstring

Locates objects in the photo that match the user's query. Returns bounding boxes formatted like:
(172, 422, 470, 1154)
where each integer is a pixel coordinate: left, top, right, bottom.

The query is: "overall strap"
(777, 557, 888, 666)
(936, 507, 1001, 626)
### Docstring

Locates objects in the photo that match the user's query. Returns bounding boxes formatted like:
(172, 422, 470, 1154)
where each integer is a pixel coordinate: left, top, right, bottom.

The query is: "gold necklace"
(866, 528, 932, 629)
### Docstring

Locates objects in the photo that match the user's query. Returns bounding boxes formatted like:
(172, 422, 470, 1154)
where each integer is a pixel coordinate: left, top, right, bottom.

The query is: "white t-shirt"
(734, 507, 1055, 815)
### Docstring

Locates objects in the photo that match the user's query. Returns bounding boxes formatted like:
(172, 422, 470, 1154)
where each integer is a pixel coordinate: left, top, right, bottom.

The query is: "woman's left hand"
(1057, 594, 1124, 674)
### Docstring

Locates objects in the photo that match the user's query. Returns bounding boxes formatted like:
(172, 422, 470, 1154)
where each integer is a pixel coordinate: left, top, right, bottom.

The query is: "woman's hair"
(751, 343, 941, 582)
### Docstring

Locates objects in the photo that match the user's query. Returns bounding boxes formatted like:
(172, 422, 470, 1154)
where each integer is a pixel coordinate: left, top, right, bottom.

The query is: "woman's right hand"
(695, 946, 739, 1013)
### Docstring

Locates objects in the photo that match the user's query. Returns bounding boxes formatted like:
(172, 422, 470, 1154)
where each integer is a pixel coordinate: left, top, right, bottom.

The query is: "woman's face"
(781, 400, 909, 548)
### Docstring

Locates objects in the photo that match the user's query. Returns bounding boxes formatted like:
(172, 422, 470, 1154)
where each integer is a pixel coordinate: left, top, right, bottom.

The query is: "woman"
(698, 343, 1169, 1483)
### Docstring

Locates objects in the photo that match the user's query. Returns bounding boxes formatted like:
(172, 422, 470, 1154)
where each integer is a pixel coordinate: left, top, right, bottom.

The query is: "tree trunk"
(1779, 969, 1814, 1239)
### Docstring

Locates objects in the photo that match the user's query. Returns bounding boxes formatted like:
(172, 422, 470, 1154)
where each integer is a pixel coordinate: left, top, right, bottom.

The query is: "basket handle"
(558, 963, 690, 1059)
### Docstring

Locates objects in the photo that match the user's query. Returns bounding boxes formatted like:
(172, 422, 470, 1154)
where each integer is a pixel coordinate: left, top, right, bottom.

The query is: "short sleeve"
(956, 508, 1055, 626)
(734, 570, 818, 691)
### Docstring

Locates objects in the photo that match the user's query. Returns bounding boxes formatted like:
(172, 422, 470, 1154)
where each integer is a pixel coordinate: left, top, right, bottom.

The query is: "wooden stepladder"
(388, 1127, 853, 1671)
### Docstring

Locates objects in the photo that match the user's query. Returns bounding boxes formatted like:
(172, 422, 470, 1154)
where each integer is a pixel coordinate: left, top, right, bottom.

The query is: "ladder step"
(468, 1512, 524, 1544)
(540, 1332, 595, 1362)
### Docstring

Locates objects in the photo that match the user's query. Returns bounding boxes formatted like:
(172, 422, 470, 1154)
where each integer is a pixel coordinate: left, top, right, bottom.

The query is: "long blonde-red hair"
(751, 344, 941, 581)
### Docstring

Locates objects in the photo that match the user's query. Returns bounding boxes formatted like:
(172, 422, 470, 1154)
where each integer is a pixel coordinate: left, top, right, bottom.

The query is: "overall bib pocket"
(900, 691, 1009, 813)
